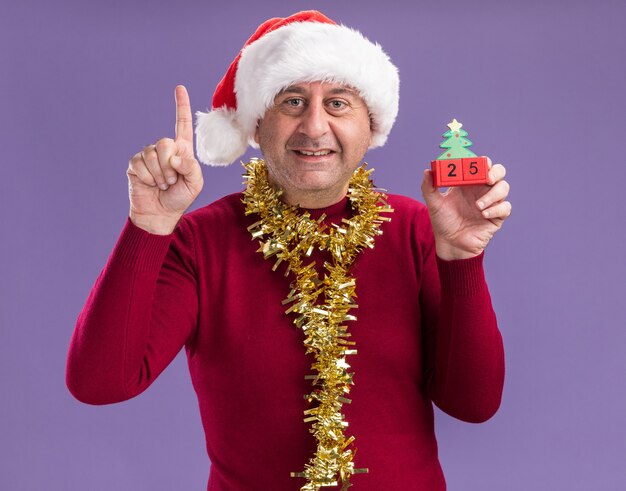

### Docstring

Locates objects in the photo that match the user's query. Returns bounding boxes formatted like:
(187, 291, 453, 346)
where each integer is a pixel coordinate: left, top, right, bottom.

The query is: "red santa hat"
(195, 10, 400, 166)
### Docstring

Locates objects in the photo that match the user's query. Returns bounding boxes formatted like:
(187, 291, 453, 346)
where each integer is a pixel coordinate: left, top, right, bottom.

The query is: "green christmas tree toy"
(430, 118, 489, 187)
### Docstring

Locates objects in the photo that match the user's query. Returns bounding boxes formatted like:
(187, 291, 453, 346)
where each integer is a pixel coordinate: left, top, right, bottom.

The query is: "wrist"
(435, 240, 481, 261)
(129, 212, 181, 235)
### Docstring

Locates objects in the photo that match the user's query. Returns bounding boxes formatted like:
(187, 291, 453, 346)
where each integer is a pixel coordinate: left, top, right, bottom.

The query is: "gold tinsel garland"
(242, 158, 393, 490)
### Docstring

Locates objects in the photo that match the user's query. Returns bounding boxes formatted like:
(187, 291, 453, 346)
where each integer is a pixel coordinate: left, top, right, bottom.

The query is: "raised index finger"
(175, 85, 193, 144)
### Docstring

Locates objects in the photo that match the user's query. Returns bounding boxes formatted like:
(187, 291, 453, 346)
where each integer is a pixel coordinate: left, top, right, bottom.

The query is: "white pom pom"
(194, 108, 248, 166)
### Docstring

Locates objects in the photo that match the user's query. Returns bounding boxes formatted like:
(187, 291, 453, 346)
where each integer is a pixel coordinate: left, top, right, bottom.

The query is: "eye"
(285, 98, 303, 107)
(329, 100, 346, 110)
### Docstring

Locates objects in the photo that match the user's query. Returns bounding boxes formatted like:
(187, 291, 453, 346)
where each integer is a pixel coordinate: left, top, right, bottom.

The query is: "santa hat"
(195, 10, 400, 166)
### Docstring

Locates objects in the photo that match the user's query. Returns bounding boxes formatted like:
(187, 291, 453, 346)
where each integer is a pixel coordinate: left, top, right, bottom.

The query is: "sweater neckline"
(301, 196, 351, 224)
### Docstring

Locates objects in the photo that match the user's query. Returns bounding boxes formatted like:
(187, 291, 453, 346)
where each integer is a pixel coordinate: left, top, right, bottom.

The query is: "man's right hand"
(127, 85, 204, 235)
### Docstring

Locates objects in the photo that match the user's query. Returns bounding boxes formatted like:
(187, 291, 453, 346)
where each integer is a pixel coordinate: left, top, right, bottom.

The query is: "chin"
(292, 173, 338, 191)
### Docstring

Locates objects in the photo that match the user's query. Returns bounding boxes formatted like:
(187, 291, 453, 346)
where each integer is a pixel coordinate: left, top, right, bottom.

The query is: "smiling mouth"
(294, 149, 334, 156)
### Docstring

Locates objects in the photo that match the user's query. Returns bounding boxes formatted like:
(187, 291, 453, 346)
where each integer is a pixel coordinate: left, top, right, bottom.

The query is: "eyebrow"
(278, 85, 360, 97)
(278, 86, 307, 95)
(328, 87, 359, 96)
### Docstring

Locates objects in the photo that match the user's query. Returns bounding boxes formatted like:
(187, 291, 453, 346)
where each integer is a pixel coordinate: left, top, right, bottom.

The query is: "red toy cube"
(431, 156, 489, 187)
(461, 157, 488, 182)
(431, 159, 463, 187)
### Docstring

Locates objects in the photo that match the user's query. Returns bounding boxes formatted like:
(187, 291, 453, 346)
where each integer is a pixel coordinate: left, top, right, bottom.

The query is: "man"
(66, 10, 511, 490)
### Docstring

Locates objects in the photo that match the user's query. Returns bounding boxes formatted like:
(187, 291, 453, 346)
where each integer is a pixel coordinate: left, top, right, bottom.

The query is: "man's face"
(254, 81, 372, 208)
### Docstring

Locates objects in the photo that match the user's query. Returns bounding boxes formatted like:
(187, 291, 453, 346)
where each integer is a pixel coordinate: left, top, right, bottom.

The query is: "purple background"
(2, 0, 625, 489)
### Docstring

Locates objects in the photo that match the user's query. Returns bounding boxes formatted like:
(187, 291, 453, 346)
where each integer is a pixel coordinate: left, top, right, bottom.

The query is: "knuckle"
(128, 154, 140, 168)
(142, 150, 158, 166)
(155, 138, 174, 151)
(142, 144, 156, 154)
(142, 153, 156, 166)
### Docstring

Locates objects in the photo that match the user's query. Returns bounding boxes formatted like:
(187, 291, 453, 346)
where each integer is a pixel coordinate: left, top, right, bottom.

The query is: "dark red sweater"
(66, 192, 504, 490)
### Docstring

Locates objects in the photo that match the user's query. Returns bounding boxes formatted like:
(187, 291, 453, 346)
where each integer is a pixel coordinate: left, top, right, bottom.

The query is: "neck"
(265, 175, 350, 209)
(279, 186, 349, 209)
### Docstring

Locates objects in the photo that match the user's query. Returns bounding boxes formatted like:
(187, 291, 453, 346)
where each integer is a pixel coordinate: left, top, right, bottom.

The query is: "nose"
(297, 101, 330, 141)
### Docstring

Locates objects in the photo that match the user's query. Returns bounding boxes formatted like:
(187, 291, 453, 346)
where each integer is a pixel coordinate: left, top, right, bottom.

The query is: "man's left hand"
(420, 158, 511, 260)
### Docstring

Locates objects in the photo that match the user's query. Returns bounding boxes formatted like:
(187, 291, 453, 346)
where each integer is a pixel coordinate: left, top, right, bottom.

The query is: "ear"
(254, 121, 261, 144)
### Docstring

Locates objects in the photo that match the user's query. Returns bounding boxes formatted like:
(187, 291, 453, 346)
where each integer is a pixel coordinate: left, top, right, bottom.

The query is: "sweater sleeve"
(66, 216, 199, 405)
(418, 210, 505, 423)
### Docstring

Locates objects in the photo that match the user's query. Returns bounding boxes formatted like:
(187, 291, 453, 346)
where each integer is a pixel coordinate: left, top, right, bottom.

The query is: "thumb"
(420, 169, 442, 208)
(171, 155, 203, 188)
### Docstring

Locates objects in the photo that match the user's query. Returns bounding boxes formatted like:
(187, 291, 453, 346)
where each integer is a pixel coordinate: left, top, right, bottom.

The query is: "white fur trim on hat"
(194, 107, 248, 166)
(195, 21, 399, 165)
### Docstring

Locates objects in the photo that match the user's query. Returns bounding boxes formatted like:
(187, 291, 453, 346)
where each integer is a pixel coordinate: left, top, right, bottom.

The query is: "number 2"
(447, 163, 457, 177)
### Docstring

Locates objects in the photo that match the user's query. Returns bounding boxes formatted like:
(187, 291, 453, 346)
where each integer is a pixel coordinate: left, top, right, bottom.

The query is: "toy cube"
(461, 157, 488, 182)
(431, 156, 490, 187)
(431, 159, 463, 187)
